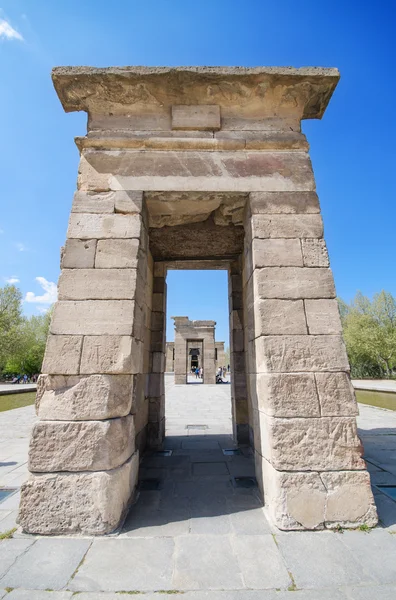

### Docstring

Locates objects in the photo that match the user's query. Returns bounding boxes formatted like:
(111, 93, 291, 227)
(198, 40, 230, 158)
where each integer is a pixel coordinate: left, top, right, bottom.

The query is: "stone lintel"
(52, 66, 339, 121)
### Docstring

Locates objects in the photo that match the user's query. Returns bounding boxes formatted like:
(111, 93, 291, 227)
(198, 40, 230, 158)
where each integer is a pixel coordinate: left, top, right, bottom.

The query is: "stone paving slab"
(231, 534, 291, 589)
(173, 535, 244, 590)
(338, 529, 396, 585)
(0, 538, 92, 590)
(69, 538, 175, 592)
(276, 531, 376, 589)
(0, 538, 35, 579)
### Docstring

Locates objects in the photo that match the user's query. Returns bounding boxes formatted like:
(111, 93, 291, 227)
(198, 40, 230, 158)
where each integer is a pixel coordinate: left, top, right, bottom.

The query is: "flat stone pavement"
(0, 384, 37, 396)
(352, 379, 396, 393)
(1, 375, 396, 598)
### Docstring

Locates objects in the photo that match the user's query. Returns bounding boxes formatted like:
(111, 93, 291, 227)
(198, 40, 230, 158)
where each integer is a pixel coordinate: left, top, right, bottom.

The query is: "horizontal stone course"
(42, 335, 82, 375)
(29, 415, 135, 472)
(51, 301, 135, 335)
(61, 239, 97, 269)
(254, 267, 336, 299)
(253, 334, 349, 372)
(77, 149, 316, 192)
(251, 238, 303, 267)
(80, 335, 143, 374)
(262, 459, 377, 530)
(259, 413, 365, 471)
(315, 372, 359, 416)
(251, 214, 323, 239)
(19, 451, 139, 535)
(305, 299, 342, 334)
(248, 299, 307, 337)
(37, 374, 134, 420)
(95, 239, 140, 268)
(249, 191, 320, 214)
(67, 213, 143, 239)
(253, 372, 320, 417)
(58, 269, 137, 300)
(172, 104, 221, 130)
(301, 238, 329, 267)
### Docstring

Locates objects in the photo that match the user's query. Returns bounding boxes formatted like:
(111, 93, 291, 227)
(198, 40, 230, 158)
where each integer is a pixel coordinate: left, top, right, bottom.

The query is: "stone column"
(18, 189, 151, 535)
(229, 259, 249, 444)
(174, 328, 187, 384)
(202, 332, 216, 384)
(244, 191, 378, 530)
(147, 263, 167, 447)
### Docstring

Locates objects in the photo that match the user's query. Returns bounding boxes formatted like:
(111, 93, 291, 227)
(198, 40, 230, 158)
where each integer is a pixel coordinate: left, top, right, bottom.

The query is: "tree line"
(339, 291, 396, 379)
(1, 284, 395, 380)
(0, 285, 52, 378)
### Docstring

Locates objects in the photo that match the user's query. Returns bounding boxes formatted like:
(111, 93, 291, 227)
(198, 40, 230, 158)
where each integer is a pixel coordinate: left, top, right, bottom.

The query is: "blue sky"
(0, 0, 395, 344)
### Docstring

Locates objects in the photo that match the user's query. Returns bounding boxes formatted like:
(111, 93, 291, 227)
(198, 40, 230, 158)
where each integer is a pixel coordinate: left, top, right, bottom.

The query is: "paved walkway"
(1, 376, 396, 598)
(0, 384, 37, 396)
(352, 379, 396, 392)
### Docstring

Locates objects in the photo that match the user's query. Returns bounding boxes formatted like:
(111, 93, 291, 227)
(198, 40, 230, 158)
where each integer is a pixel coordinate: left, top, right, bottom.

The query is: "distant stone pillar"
(18, 190, 151, 535)
(203, 331, 216, 384)
(243, 191, 378, 529)
(228, 259, 249, 444)
(147, 263, 167, 447)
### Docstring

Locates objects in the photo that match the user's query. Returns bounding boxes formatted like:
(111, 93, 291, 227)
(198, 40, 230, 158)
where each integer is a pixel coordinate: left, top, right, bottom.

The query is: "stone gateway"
(18, 66, 377, 534)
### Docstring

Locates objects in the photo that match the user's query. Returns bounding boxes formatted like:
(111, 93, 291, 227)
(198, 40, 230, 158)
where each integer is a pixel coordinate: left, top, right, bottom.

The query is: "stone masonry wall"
(18, 190, 151, 535)
(242, 191, 377, 530)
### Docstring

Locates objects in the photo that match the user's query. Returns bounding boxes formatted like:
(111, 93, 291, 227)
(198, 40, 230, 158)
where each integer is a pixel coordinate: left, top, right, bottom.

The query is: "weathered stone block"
(321, 471, 378, 528)
(259, 413, 365, 471)
(251, 238, 303, 267)
(172, 105, 221, 131)
(152, 292, 166, 312)
(301, 238, 329, 267)
(61, 239, 97, 269)
(19, 451, 139, 535)
(42, 335, 83, 375)
(78, 150, 315, 192)
(114, 191, 144, 214)
(249, 299, 307, 337)
(72, 191, 114, 213)
(305, 299, 342, 334)
(254, 335, 349, 372)
(253, 373, 320, 417)
(151, 352, 165, 373)
(255, 267, 336, 299)
(251, 214, 323, 239)
(230, 329, 244, 352)
(37, 374, 133, 420)
(67, 213, 142, 239)
(249, 191, 320, 214)
(51, 301, 135, 335)
(262, 459, 326, 530)
(95, 239, 140, 268)
(315, 372, 359, 416)
(29, 415, 135, 472)
(80, 336, 143, 374)
(58, 269, 137, 301)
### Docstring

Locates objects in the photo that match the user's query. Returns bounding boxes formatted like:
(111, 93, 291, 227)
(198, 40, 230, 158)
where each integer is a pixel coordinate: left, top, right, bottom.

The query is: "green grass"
(0, 392, 36, 412)
(356, 389, 396, 411)
(0, 527, 17, 539)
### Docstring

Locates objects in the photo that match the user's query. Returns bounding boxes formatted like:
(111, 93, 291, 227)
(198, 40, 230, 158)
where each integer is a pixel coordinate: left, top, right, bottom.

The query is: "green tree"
(0, 285, 23, 371)
(339, 291, 396, 379)
(5, 309, 52, 376)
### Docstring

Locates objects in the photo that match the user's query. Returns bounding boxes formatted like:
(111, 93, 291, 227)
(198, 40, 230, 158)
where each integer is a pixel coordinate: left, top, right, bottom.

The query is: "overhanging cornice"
(51, 66, 340, 120)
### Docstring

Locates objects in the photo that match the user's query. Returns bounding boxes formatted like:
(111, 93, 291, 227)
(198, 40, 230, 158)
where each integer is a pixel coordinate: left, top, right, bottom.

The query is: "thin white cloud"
(5, 276, 20, 284)
(0, 18, 23, 41)
(15, 242, 28, 252)
(25, 277, 57, 305)
(36, 306, 49, 314)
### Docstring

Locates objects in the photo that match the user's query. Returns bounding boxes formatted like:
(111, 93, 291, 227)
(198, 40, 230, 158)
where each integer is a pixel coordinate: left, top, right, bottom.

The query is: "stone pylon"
(18, 66, 377, 534)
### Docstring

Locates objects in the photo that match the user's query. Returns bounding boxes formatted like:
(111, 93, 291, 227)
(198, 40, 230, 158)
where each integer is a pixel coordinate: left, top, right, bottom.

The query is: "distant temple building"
(165, 316, 226, 384)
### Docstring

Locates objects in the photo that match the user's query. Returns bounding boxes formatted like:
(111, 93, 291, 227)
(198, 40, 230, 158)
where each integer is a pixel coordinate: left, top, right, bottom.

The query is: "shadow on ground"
(122, 434, 268, 537)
